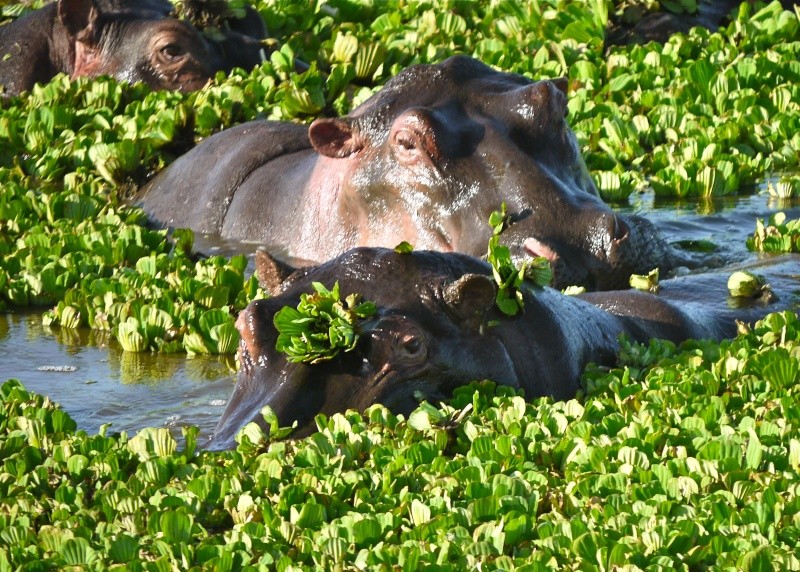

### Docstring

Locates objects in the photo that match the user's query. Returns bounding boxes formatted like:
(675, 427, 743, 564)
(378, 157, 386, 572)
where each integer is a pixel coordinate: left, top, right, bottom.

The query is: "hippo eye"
(401, 334, 423, 357)
(160, 44, 185, 60)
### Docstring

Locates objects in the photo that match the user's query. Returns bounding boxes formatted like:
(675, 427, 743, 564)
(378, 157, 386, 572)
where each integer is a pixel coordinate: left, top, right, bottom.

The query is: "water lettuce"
(2, 310, 800, 569)
(274, 282, 377, 364)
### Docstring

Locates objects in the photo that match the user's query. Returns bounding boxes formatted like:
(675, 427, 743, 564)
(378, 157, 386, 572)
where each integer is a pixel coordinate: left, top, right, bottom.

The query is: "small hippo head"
(58, 0, 267, 92)
(209, 247, 552, 449)
(307, 55, 667, 289)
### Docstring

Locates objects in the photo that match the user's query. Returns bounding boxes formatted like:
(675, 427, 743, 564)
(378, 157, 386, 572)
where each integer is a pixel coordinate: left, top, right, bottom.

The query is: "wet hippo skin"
(0, 0, 269, 95)
(207, 248, 799, 449)
(136, 55, 685, 290)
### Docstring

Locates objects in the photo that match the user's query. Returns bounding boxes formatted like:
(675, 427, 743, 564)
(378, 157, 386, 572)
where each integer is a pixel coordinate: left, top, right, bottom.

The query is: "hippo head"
(308, 55, 667, 289)
(57, 0, 267, 92)
(209, 247, 559, 450)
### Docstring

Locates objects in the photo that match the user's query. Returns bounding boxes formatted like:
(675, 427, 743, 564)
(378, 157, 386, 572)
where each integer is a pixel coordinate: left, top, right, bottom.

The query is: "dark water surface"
(1, 189, 798, 441)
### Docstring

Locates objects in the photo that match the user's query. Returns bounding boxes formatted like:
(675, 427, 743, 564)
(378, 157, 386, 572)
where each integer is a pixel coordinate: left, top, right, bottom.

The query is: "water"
(0, 312, 235, 442)
(0, 189, 798, 442)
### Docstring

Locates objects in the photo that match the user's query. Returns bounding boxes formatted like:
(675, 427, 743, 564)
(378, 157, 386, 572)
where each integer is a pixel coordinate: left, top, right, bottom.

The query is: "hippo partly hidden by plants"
(0, 0, 269, 95)
(136, 55, 686, 291)
(208, 247, 799, 450)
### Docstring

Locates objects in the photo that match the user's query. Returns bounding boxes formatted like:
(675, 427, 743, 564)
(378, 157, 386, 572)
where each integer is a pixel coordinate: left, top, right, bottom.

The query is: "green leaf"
(745, 428, 762, 470)
(60, 538, 97, 566)
(291, 502, 327, 529)
(394, 241, 414, 254)
(109, 534, 139, 564)
(274, 281, 377, 364)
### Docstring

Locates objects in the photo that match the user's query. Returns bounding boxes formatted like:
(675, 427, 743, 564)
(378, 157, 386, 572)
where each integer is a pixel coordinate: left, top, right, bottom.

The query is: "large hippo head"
(307, 55, 669, 289)
(0, 0, 269, 95)
(209, 247, 594, 449)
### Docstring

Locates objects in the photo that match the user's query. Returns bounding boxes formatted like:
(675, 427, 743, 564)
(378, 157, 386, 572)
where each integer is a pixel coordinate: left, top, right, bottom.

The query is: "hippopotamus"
(207, 247, 799, 449)
(606, 0, 799, 47)
(135, 55, 683, 291)
(0, 0, 269, 96)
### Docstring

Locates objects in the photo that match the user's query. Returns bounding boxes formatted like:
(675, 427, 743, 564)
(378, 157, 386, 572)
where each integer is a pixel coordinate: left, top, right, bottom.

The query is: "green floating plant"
(727, 270, 771, 300)
(629, 268, 660, 293)
(3, 308, 800, 570)
(767, 176, 800, 199)
(487, 203, 553, 316)
(394, 241, 414, 254)
(171, 0, 250, 33)
(747, 212, 800, 253)
(274, 282, 377, 364)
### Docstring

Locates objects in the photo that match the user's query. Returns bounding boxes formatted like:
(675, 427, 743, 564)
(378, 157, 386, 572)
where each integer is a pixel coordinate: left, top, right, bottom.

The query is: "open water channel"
(0, 189, 798, 444)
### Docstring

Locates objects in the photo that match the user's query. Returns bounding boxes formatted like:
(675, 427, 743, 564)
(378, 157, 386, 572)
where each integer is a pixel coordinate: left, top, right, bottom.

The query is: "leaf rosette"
(274, 282, 377, 364)
(487, 203, 553, 316)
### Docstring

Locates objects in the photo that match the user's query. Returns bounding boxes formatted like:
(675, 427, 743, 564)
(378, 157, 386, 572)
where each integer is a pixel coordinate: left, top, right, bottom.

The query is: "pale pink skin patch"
(524, 237, 559, 263)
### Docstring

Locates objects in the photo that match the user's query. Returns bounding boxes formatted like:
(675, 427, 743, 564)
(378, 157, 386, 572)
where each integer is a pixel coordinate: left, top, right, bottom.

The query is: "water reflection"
(0, 311, 234, 442)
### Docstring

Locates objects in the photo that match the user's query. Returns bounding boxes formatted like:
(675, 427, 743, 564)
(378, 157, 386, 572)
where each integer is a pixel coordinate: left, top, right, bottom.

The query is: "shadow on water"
(0, 187, 798, 444)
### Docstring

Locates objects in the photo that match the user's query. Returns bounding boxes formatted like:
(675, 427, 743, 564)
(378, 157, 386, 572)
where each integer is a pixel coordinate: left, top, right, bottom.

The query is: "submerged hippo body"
(136, 55, 680, 290)
(0, 0, 268, 95)
(208, 248, 799, 449)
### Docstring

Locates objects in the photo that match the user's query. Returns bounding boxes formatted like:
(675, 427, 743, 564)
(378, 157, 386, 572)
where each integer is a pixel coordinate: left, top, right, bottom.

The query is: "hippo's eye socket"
(160, 44, 185, 59)
(401, 335, 423, 356)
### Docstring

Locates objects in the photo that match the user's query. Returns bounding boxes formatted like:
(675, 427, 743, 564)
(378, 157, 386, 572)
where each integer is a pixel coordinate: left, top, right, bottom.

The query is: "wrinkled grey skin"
(136, 55, 681, 290)
(207, 248, 799, 450)
(0, 0, 268, 96)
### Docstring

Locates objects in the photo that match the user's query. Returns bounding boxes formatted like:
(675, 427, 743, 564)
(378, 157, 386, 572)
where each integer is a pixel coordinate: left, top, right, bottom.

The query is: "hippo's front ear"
(308, 118, 362, 158)
(58, 0, 101, 42)
(443, 274, 497, 330)
(255, 248, 298, 296)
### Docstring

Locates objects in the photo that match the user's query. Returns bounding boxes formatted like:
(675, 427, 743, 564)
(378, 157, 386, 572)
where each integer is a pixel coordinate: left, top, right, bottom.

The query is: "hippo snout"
(519, 209, 663, 291)
(587, 212, 674, 290)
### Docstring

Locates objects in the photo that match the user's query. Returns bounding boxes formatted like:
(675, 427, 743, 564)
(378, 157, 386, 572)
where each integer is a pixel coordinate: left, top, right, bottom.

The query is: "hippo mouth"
(523, 236, 559, 264)
(515, 213, 638, 291)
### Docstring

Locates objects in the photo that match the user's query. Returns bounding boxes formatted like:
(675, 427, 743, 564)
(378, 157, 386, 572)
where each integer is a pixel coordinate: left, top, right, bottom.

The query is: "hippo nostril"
(611, 215, 629, 244)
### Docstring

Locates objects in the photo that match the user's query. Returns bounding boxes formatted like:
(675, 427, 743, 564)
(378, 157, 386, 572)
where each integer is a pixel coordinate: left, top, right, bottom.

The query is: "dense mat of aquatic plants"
(1, 310, 799, 569)
(1, 0, 800, 353)
(1, 2, 800, 568)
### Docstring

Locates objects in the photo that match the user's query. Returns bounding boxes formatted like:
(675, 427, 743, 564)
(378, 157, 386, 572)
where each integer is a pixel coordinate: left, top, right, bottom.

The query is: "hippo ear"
(308, 118, 362, 158)
(389, 110, 442, 166)
(58, 0, 101, 43)
(255, 248, 299, 296)
(443, 274, 497, 330)
(552, 77, 568, 95)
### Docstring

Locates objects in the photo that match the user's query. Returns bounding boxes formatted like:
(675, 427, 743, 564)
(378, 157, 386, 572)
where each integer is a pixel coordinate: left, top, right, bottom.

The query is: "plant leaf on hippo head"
(274, 281, 377, 364)
(486, 203, 553, 316)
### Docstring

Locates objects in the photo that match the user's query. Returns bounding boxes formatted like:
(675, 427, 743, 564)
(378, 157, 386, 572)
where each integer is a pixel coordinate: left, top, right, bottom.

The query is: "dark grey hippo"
(208, 248, 799, 449)
(135, 55, 682, 291)
(0, 0, 269, 96)
(606, 0, 799, 47)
